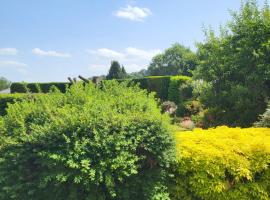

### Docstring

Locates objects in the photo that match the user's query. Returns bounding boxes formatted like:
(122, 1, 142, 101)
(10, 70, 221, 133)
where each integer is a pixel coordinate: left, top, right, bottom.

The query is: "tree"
(106, 61, 127, 80)
(195, 0, 270, 127)
(0, 77, 11, 91)
(147, 43, 198, 76)
(128, 69, 148, 78)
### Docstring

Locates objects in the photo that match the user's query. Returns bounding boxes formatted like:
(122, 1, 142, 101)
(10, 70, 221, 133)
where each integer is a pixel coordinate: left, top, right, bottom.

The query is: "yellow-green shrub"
(171, 126, 270, 200)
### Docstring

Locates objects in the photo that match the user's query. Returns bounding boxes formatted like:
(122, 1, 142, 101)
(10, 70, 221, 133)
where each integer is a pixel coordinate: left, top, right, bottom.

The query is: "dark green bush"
(10, 82, 70, 93)
(131, 76, 171, 101)
(0, 81, 175, 200)
(146, 76, 171, 101)
(168, 76, 191, 104)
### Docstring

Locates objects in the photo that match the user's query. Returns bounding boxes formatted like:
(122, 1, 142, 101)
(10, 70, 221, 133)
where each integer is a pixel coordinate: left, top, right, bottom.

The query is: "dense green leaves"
(195, 0, 270, 127)
(148, 43, 197, 76)
(106, 61, 127, 80)
(0, 81, 174, 200)
(0, 77, 10, 91)
(0, 94, 29, 116)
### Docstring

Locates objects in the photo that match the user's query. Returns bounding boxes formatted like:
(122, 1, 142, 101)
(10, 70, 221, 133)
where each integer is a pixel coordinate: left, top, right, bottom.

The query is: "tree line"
(106, 0, 270, 127)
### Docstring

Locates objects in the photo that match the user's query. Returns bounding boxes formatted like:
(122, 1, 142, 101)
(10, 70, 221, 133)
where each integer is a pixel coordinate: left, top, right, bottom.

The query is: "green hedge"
(131, 76, 191, 101)
(10, 82, 70, 93)
(10, 76, 192, 103)
(0, 94, 28, 116)
(168, 76, 192, 104)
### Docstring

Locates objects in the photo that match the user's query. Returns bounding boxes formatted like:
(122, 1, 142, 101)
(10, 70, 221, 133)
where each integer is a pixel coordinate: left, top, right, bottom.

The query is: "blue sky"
(0, 0, 267, 82)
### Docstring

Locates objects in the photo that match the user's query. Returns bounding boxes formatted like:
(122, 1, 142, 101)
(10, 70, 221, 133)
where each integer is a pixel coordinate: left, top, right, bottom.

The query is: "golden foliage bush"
(172, 126, 270, 200)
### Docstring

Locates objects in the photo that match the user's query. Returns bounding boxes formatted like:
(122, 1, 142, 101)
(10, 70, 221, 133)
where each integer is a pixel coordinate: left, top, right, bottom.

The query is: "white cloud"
(32, 48, 71, 58)
(88, 47, 161, 62)
(87, 47, 161, 73)
(87, 48, 125, 59)
(114, 5, 152, 21)
(0, 60, 27, 67)
(0, 48, 18, 55)
(126, 47, 161, 60)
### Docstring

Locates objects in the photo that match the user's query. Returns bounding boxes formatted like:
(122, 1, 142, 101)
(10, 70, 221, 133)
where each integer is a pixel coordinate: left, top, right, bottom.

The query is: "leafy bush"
(168, 76, 191, 104)
(161, 101, 177, 115)
(171, 126, 270, 200)
(132, 76, 171, 101)
(10, 82, 70, 93)
(255, 102, 270, 127)
(0, 94, 29, 116)
(146, 76, 171, 101)
(0, 81, 175, 200)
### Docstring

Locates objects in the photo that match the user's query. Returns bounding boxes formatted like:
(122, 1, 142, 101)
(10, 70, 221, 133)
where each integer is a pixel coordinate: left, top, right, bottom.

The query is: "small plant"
(179, 117, 195, 130)
(254, 102, 270, 127)
(161, 101, 177, 115)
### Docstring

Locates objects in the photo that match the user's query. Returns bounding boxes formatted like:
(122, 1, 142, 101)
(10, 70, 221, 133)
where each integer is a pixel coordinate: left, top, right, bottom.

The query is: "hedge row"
(172, 126, 270, 200)
(10, 82, 70, 93)
(10, 76, 191, 102)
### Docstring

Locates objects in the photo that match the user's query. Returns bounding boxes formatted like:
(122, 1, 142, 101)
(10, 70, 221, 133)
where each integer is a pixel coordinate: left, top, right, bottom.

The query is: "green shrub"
(168, 76, 191, 104)
(146, 76, 171, 101)
(0, 81, 175, 200)
(129, 76, 171, 101)
(171, 126, 270, 200)
(10, 82, 70, 93)
(0, 94, 29, 116)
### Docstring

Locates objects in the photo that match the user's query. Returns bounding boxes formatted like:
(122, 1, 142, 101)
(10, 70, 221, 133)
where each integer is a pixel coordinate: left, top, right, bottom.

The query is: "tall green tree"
(0, 77, 11, 91)
(195, 0, 270, 127)
(106, 61, 127, 80)
(147, 43, 197, 76)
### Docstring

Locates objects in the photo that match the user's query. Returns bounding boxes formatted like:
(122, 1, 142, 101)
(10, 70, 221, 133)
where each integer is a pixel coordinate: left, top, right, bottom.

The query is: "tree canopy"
(147, 43, 197, 76)
(0, 77, 11, 91)
(106, 61, 127, 80)
(195, 0, 270, 127)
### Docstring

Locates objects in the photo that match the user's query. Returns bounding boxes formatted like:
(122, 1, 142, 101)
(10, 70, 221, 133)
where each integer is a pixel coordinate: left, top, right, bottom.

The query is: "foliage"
(255, 101, 270, 127)
(168, 76, 195, 117)
(148, 43, 198, 76)
(106, 61, 127, 80)
(128, 69, 148, 79)
(0, 77, 11, 91)
(10, 82, 70, 93)
(161, 101, 177, 115)
(168, 76, 191, 105)
(195, 0, 270, 127)
(171, 126, 270, 200)
(0, 81, 175, 200)
(0, 94, 29, 116)
(132, 76, 171, 101)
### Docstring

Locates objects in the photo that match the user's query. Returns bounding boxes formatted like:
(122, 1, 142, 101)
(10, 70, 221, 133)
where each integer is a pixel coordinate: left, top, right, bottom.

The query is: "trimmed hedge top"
(10, 82, 70, 93)
(10, 76, 192, 102)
